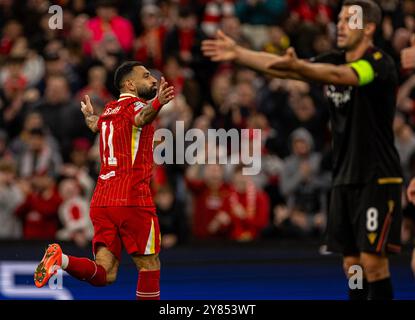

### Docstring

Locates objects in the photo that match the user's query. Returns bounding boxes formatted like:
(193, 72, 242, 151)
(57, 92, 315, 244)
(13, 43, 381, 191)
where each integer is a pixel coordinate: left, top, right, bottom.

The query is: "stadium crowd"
(0, 0, 415, 249)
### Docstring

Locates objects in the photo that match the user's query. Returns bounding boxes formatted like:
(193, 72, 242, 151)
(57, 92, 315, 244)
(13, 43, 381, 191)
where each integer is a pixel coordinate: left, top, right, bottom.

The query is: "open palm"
(81, 95, 94, 116)
(202, 30, 237, 62)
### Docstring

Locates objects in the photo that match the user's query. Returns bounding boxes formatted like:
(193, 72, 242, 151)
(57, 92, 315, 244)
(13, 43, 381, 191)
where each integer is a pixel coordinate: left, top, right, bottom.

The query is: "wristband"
(151, 97, 162, 111)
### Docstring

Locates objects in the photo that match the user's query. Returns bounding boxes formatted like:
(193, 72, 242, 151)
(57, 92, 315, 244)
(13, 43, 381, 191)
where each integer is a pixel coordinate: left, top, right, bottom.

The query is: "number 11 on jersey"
(102, 121, 118, 166)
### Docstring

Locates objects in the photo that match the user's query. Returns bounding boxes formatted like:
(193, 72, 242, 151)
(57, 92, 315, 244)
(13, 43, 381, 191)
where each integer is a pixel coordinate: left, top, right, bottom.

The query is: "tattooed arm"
(135, 77, 174, 128)
(81, 95, 99, 133)
(85, 114, 99, 133)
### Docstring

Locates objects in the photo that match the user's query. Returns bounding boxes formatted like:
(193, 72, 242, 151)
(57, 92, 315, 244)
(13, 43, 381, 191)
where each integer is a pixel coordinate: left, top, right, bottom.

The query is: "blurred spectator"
(134, 4, 167, 70)
(185, 163, 232, 239)
(0, 158, 24, 239)
(29, 5, 62, 53)
(393, 113, 415, 182)
(84, 0, 134, 56)
(273, 80, 328, 154)
(162, 55, 202, 112)
(164, 7, 200, 66)
(15, 126, 62, 179)
(68, 13, 89, 50)
(5, 37, 45, 87)
(1, 56, 27, 94)
(242, 113, 284, 187)
(38, 50, 80, 94)
(31, 74, 93, 159)
(227, 165, 270, 241)
(155, 185, 189, 249)
(9, 111, 59, 157)
(398, 74, 415, 125)
(0, 130, 13, 160)
(268, 128, 326, 238)
(235, 0, 286, 26)
(56, 178, 93, 247)
(390, 28, 411, 67)
(221, 15, 251, 48)
(263, 26, 290, 56)
(223, 81, 258, 129)
(0, 20, 23, 57)
(77, 65, 113, 104)
(240, 112, 286, 212)
(210, 69, 233, 118)
(15, 174, 62, 240)
(60, 138, 95, 199)
(86, 30, 126, 95)
(0, 56, 32, 138)
(312, 32, 334, 56)
(292, 0, 333, 25)
(284, 0, 335, 58)
(201, 0, 235, 37)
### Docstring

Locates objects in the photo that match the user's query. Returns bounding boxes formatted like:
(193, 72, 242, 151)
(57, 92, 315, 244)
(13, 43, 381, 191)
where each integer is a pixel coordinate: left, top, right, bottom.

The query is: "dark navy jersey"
(311, 47, 402, 186)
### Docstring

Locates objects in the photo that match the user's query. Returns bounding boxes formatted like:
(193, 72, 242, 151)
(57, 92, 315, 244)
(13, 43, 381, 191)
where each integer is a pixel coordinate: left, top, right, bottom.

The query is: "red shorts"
(90, 206, 160, 261)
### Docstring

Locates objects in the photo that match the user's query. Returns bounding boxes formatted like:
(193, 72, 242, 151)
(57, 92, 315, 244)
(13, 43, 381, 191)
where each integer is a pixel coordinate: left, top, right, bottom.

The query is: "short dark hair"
(343, 0, 382, 26)
(113, 61, 142, 90)
(96, 0, 117, 8)
(178, 6, 194, 18)
(6, 55, 25, 65)
(29, 127, 46, 137)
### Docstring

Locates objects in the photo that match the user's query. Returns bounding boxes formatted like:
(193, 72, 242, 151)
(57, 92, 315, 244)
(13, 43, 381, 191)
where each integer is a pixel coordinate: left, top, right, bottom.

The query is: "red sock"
(136, 270, 160, 300)
(65, 256, 107, 287)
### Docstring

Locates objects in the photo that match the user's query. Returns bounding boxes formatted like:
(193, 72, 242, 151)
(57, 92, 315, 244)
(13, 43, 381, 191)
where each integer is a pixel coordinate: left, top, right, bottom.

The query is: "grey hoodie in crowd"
(280, 128, 322, 197)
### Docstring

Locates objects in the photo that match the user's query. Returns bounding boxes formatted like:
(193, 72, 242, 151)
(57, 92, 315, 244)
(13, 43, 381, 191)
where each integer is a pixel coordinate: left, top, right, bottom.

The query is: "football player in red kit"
(34, 61, 174, 300)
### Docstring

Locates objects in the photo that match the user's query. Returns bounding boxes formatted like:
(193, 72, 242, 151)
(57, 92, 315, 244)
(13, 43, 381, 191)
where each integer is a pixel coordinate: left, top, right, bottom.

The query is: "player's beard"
(338, 31, 364, 51)
(137, 86, 157, 101)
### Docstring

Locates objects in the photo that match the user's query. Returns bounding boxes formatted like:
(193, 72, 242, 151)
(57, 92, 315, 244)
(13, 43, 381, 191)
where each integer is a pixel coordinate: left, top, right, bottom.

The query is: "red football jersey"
(90, 93, 155, 207)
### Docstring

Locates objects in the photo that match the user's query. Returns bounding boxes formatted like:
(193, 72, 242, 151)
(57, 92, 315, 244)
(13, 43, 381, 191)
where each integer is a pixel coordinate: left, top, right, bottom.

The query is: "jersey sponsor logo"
(326, 85, 352, 108)
(103, 105, 121, 116)
(134, 101, 146, 111)
(99, 171, 116, 180)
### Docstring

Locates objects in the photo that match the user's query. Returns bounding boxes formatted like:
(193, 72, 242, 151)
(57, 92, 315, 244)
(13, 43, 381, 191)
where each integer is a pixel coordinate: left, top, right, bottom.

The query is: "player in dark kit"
(202, 0, 402, 300)
(33, 62, 174, 300)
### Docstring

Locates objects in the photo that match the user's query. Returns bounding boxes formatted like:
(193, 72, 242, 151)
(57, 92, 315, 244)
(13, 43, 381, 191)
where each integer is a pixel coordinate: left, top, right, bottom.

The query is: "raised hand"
(81, 95, 99, 132)
(81, 95, 94, 116)
(202, 30, 238, 62)
(157, 77, 174, 105)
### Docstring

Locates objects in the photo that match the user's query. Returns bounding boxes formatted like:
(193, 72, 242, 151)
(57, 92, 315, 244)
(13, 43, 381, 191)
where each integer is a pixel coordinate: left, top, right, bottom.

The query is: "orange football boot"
(34, 243, 63, 288)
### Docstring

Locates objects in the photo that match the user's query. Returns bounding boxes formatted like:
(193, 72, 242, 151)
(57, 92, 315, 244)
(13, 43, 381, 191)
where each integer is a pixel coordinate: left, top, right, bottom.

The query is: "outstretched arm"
(202, 30, 305, 80)
(266, 48, 360, 86)
(202, 30, 360, 86)
(81, 95, 99, 133)
(134, 77, 174, 128)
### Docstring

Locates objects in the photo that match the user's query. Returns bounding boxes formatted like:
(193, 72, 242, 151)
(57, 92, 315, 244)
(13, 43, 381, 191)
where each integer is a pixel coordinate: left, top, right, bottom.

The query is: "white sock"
(61, 254, 69, 269)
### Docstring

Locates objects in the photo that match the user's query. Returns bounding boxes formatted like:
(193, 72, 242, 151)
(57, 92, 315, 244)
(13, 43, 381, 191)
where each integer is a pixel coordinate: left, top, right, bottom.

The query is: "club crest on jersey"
(134, 101, 146, 111)
(326, 85, 352, 108)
